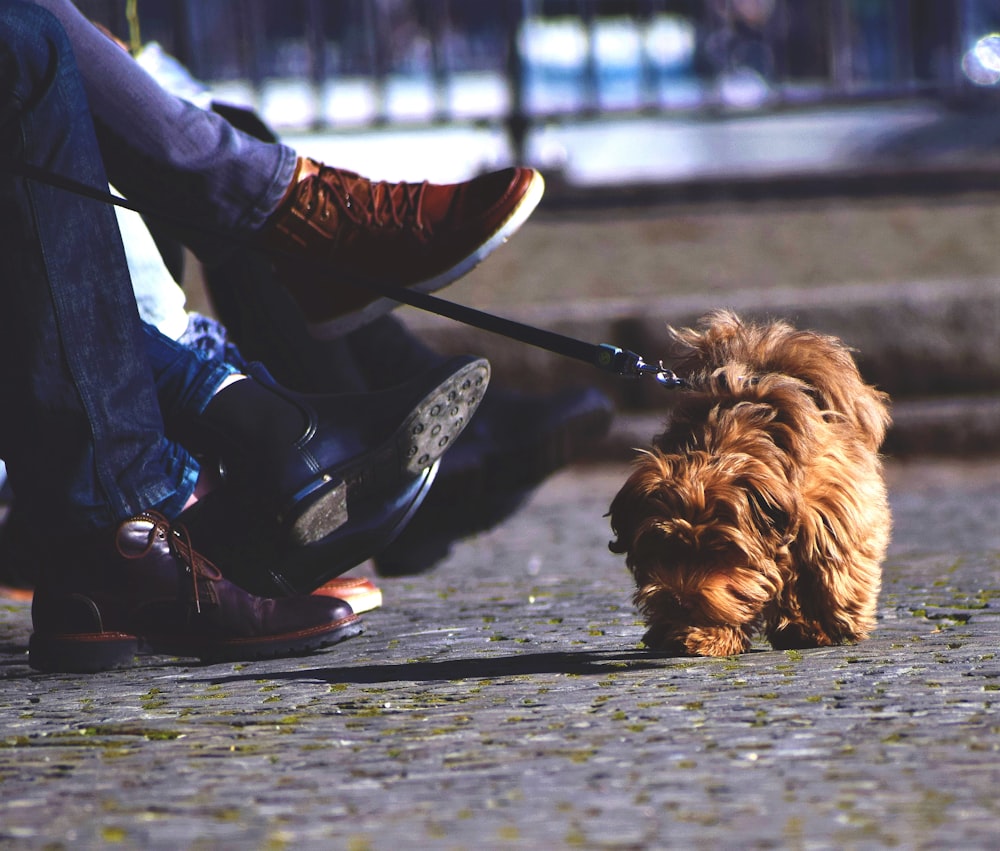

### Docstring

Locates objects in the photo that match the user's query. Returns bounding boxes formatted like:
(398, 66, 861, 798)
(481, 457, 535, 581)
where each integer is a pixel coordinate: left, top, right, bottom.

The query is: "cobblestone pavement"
(1, 459, 998, 850)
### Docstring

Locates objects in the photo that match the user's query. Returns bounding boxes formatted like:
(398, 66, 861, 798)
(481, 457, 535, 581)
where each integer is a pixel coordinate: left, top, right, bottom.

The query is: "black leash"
(12, 161, 688, 388)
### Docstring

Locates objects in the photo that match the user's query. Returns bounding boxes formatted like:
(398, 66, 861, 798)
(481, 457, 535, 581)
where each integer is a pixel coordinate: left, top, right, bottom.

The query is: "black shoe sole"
(399, 358, 491, 476)
(280, 357, 489, 547)
(177, 614, 363, 665)
(269, 462, 439, 596)
(27, 614, 363, 673)
(375, 387, 615, 576)
(180, 463, 439, 599)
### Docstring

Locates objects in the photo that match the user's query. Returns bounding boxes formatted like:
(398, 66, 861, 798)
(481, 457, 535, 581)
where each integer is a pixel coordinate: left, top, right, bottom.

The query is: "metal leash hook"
(594, 344, 689, 389)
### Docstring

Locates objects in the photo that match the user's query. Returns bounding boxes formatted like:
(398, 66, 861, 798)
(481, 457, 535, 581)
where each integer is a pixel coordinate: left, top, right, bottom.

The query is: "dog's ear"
(746, 485, 795, 545)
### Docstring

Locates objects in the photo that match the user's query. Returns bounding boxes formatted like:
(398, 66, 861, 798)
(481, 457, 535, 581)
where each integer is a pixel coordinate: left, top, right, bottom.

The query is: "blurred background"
(75, 0, 1000, 184)
(74, 0, 1000, 455)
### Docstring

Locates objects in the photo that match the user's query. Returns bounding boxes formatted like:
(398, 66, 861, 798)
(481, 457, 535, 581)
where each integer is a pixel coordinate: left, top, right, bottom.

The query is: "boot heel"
(28, 631, 139, 673)
(282, 477, 348, 546)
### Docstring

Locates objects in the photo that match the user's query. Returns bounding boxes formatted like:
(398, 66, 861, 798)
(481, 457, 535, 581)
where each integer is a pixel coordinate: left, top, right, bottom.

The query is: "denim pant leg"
(143, 322, 239, 436)
(31, 0, 298, 262)
(0, 1, 198, 532)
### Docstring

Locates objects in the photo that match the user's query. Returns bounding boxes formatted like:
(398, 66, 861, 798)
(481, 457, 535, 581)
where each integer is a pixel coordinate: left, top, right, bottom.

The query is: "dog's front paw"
(767, 620, 838, 650)
(642, 623, 752, 657)
(640, 624, 691, 656)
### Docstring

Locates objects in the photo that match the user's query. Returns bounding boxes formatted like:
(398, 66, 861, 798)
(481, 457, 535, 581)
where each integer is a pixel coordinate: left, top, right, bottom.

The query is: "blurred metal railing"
(80, 0, 998, 163)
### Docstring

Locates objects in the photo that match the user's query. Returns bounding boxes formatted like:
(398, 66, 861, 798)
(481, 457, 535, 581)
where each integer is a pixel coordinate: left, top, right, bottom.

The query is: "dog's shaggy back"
(666, 310, 890, 449)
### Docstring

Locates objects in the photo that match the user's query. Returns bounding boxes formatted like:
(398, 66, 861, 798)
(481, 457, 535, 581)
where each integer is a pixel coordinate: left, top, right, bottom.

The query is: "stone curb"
(402, 277, 1000, 455)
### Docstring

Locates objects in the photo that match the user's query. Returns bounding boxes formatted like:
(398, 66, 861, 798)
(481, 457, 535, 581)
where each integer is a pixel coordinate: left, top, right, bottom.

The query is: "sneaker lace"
(310, 165, 430, 236)
(121, 511, 224, 614)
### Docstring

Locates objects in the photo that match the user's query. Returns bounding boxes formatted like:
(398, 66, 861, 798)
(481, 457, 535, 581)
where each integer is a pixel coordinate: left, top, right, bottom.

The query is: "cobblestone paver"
(1, 459, 998, 850)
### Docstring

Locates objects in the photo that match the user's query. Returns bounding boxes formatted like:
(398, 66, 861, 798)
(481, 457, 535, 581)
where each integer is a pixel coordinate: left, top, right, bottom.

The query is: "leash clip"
(595, 345, 688, 389)
(635, 357, 689, 389)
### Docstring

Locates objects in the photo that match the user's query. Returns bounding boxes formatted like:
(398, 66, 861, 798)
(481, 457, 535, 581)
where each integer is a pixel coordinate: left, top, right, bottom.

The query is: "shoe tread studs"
(397, 359, 489, 476)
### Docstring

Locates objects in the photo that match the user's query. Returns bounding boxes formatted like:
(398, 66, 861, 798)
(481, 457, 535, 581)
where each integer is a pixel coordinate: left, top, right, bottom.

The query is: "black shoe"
(375, 384, 614, 575)
(2, 463, 435, 605)
(182, 462, 438, 598)
(197, 355, 489, 547)
(28, 511, 362, 673)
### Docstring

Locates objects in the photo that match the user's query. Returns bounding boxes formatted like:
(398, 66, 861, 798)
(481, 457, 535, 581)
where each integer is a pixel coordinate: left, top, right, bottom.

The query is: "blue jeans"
(0, 1, 290, 533)
(32, 0, 298, 262)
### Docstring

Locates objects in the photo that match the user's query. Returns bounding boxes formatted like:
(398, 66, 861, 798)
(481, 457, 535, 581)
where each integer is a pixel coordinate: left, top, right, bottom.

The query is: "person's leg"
(0, 2, 360, 671)
(0, 0, 196, 531)
(28, 0, 546, 337)
(31, 0, 296, 258)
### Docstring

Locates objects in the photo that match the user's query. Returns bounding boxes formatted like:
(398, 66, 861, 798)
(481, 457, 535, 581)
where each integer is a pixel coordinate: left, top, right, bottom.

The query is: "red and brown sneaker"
(28, 511, 362, 673)
(259, 159, 544, 337)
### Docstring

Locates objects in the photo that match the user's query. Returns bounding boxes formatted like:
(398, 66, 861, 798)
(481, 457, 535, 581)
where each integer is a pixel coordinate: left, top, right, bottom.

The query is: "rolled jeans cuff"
(150, 443, 202, 521)
(144, 322, 241, 425)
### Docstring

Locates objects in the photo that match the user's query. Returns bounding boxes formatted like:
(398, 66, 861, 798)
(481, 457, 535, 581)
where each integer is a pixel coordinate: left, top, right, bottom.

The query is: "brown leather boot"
(28, 511, 362, 673)
(259, 159, 544, 337)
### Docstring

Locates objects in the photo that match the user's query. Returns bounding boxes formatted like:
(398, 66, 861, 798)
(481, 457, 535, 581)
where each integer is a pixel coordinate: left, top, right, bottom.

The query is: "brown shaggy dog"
(608, 311, 891, 656)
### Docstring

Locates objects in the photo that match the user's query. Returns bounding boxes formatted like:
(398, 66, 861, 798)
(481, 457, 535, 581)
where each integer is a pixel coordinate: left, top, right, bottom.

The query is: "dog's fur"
(608, 311, 891, 656)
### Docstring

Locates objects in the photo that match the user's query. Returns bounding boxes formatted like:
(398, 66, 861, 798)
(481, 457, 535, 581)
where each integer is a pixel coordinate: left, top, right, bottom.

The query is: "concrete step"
(400, 277, 1000, 455)
(599, 394, 1000, 462)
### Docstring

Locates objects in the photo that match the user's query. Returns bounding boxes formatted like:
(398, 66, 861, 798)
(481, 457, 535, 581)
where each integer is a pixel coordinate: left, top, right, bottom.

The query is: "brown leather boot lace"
(118, 511, 224, 614)
(306, 164, 431, 237)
